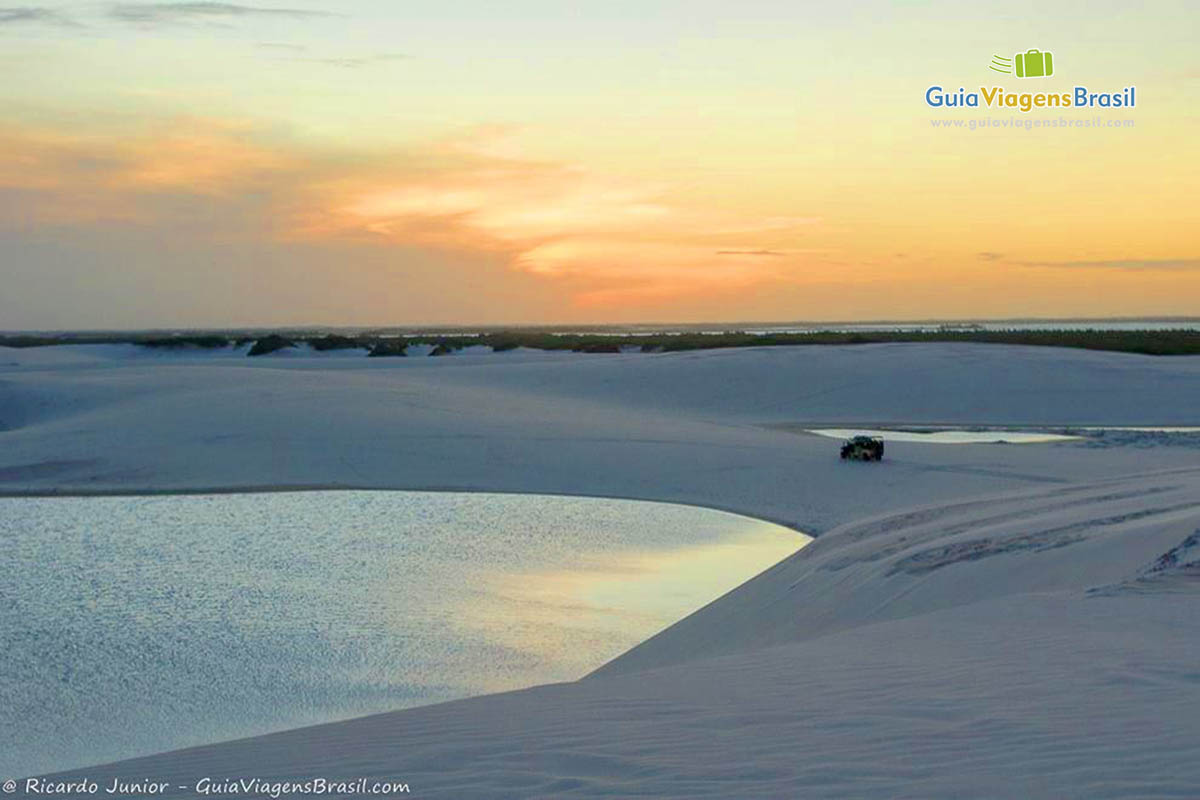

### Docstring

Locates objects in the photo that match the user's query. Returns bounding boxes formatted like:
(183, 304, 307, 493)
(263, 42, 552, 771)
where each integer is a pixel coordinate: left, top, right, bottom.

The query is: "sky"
(1, 0, 1197, 328)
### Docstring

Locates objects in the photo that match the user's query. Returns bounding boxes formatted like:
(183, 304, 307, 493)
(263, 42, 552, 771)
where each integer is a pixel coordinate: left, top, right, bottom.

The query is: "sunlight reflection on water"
(0, 491, 805, 776)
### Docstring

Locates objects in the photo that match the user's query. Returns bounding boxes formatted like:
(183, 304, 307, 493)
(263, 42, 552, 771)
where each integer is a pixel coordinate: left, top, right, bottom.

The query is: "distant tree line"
(3, 329, 1200, 357)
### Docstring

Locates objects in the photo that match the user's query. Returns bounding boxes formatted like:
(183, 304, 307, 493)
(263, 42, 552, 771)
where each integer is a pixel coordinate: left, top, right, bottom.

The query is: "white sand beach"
(5, 342, 1200, 797)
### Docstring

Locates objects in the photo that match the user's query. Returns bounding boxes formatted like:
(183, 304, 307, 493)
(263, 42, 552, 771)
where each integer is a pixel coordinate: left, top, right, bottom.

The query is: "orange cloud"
(298, 132, 825, 306)
(121, 126, 295, 193)
(0, 120, 291, 191)
(0, 118, 827, 309)
(0, 119, 297, 227)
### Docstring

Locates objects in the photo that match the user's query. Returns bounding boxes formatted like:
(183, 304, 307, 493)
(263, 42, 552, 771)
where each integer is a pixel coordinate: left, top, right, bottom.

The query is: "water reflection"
(0, 491, 804, 776)
(462, 528, 805, 682)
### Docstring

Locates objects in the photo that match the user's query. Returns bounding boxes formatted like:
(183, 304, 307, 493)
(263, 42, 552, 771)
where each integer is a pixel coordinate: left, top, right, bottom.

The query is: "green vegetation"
(367, 340, 407, 357)
(3, 328, 1200, 357)
(424, 329, 1200, 356)
(310, 334, 363, 351)
(139, 336, 231, 349)
(575, 342, 623, 353)
(247, 335, 295, 357)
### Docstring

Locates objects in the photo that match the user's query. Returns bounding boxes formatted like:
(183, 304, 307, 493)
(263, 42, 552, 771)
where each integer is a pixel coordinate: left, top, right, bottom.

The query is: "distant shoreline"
(5, 326, 1200, 356)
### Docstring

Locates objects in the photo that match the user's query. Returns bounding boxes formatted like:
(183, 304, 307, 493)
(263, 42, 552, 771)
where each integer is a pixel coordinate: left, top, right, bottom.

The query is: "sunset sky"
(1, 0, 1197, 328)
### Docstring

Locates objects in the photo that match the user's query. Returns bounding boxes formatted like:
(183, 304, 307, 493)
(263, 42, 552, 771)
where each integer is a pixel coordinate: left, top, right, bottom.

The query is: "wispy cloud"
(255, 41, 409, 67)
(1020, 258, 1200, 271)
(293, 53, 409, 68)
(977, 251, 1003, 261)
(0, 119, 823, 310)
(256, 40, 306, 51)
(0, 6, 81, 26)
(319, 153, 815, 293)
(109, 3, 332, 25)
(0, 119, 296, 225)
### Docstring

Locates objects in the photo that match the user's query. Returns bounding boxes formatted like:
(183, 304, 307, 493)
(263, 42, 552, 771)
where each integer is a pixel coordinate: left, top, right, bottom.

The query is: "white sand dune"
(4, 342, 1200, 796)
(3, 342, 1199, 531)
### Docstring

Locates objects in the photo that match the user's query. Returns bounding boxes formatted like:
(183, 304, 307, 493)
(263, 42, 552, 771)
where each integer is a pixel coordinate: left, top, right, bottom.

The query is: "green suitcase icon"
(1014, 49, 1053, 78)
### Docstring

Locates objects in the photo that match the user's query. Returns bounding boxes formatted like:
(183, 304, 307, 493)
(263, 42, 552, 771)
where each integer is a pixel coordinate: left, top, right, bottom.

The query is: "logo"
(990, 49, 1054, 78)
(925, 48, 1135, 113)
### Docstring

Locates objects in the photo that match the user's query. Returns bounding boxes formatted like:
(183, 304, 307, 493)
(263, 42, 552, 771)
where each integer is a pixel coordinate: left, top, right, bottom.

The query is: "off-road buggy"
(840, 435, 884, 461)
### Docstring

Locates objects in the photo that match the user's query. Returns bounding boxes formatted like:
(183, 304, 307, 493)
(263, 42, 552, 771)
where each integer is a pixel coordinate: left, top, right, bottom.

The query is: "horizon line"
(5, 315, 1200, 337)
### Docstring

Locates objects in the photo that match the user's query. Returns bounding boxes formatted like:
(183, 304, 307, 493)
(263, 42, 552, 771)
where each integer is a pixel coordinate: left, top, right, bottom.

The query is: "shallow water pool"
(807, 427, 1080, 444)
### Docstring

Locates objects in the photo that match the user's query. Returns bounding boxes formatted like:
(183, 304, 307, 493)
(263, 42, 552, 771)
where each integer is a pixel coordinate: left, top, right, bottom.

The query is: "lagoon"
(0, 491, 804, 777)
(807, 427, 1080, 444)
